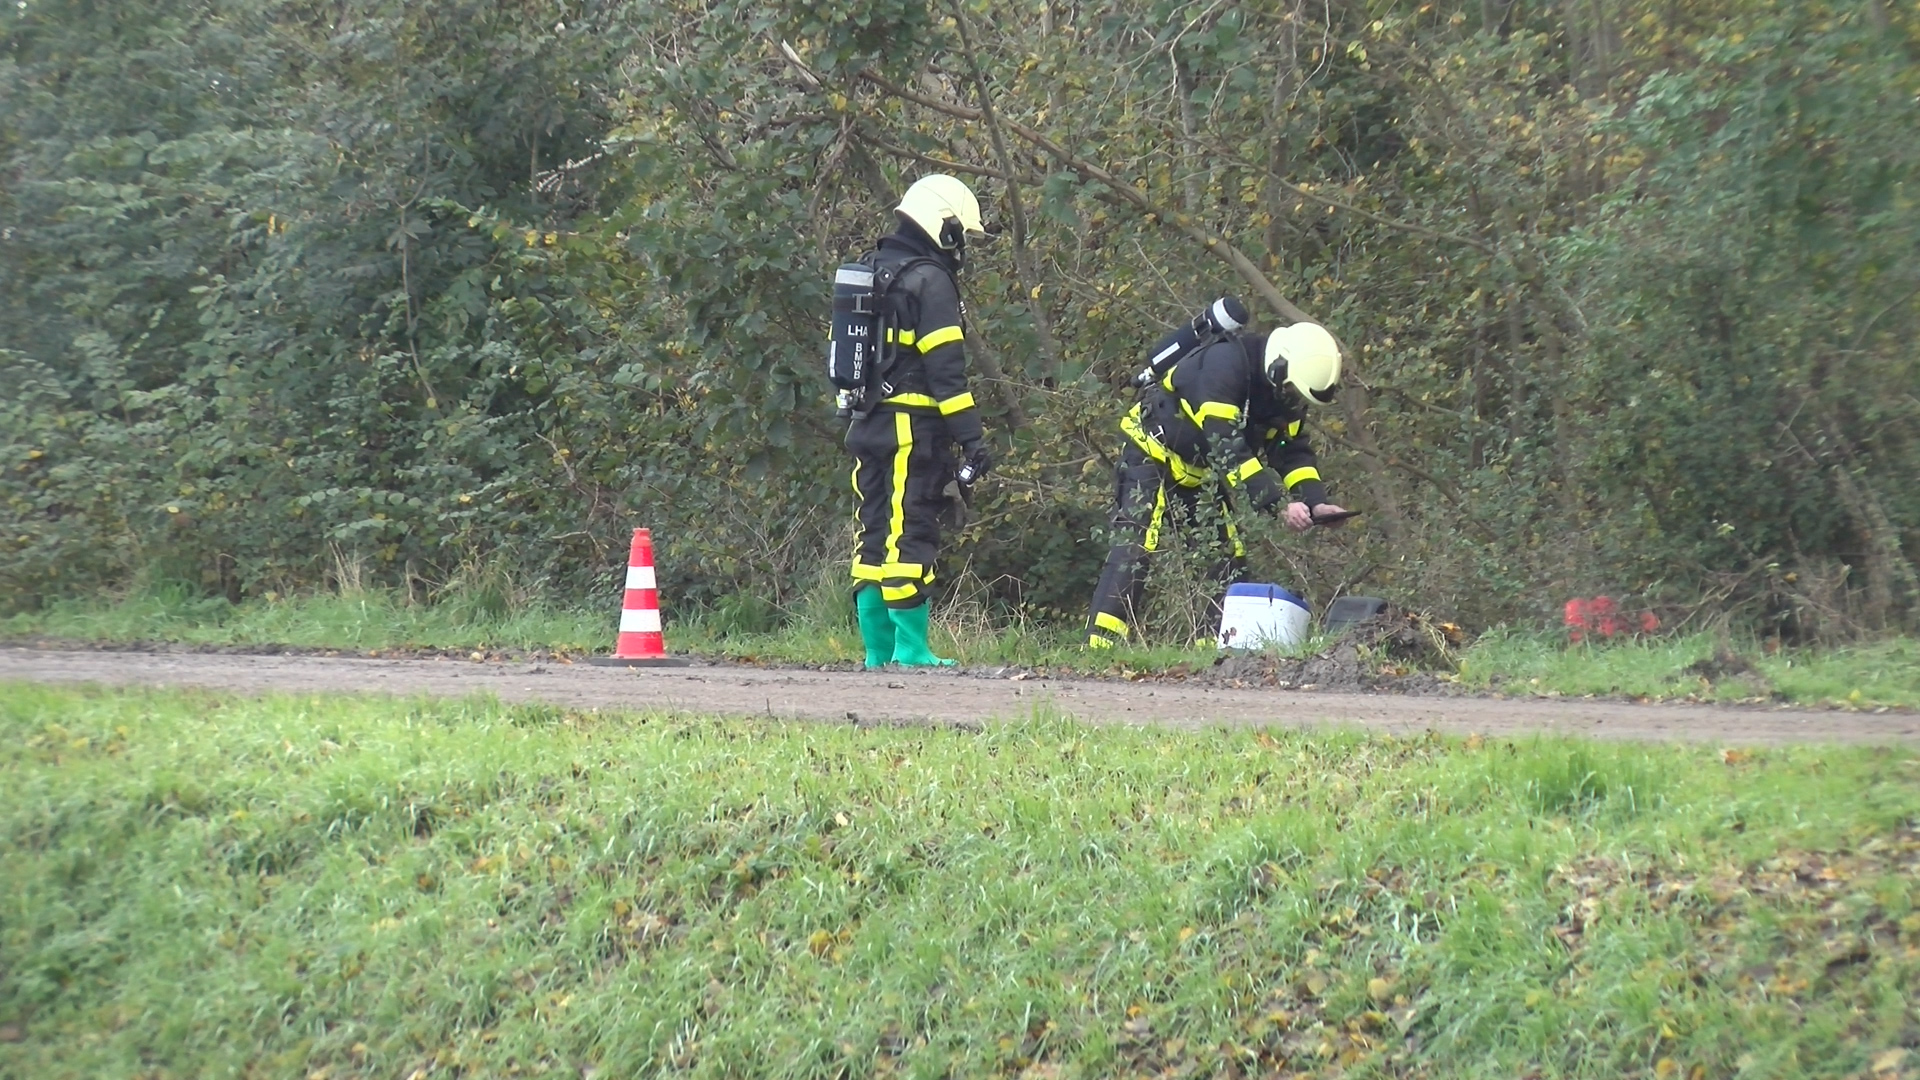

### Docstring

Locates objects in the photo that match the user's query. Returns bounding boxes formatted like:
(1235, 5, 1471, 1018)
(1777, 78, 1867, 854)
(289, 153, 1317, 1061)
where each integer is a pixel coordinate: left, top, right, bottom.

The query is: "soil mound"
(1199, 609, 1462, 694)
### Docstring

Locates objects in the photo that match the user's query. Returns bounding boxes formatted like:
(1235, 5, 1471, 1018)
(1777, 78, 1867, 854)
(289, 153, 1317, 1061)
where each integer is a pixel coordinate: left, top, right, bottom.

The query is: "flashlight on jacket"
(956, 446, 991, 486)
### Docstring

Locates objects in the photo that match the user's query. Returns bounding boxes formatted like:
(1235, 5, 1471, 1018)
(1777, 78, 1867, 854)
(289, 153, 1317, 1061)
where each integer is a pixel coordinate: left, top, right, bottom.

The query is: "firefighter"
(1085, 320, 1349, 648)
(848, 175, 993, 668)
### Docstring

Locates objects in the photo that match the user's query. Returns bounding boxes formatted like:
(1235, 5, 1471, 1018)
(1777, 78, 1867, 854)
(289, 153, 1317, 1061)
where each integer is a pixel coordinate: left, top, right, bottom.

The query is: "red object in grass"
(1590, 595, 1622, 638)
(1564, 598, 1592, 643)
(1565, 596, 1659, 642)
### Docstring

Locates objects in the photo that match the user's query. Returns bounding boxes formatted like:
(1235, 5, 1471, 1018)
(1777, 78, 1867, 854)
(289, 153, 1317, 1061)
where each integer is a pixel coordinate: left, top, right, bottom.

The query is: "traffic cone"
(592, 528, 687, 667)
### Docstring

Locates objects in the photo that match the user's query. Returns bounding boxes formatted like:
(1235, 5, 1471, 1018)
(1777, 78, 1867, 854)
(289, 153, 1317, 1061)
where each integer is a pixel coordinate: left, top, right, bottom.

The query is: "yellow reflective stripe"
(886, 328, 917, 346)
(937, 392, 975, 415)
(1161, 372, 1176, 392)
(1121, 408, 1206, 487)
(881, 583, 920, 602)
(849, 460, 866, 579)
(1190, 401, 1241, 424)
(1287, 420, 1302, 437)
(881, 393, 939, 409)
(1226, 458, 1265, 485)
(1144, 482, 1169, 552)
(855, 561, 927, 580)
(917, 325, 963, 352)
(1094, 612, 1129, 638)
(1282, 466, 1321, 489)
(1226, 516, 1244, 558)
(885, 412, 912, 568)
(853, 562, 927, 581)
(1088, 635, 1114, 649)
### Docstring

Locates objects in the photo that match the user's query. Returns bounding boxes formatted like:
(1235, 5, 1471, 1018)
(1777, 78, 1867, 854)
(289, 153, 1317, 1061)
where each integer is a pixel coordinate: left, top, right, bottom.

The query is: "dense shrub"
(3, 0, 1915, 635)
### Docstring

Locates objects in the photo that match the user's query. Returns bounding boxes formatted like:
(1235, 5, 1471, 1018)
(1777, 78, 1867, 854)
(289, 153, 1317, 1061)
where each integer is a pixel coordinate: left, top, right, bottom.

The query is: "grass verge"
(3, 684, 1917, 1079)
(1, 584, 611, 655)
(8, 587, 1918, 708)
(0, 586, 1272, 675)
(1457, 631, 1920, 711)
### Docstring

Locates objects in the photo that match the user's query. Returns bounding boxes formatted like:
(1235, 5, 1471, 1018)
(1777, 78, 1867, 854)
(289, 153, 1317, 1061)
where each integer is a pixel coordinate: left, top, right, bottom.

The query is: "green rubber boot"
(854, 585, 896, 670)
(888, 602, 956, 667)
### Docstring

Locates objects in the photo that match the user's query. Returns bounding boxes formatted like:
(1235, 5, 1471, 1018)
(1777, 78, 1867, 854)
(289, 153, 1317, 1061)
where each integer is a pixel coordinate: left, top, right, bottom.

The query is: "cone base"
(589, 656, 692, 667)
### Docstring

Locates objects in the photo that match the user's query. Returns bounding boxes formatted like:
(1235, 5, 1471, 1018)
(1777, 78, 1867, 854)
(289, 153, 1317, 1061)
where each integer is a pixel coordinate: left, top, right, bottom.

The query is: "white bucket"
(1216, 583, 1311, 651)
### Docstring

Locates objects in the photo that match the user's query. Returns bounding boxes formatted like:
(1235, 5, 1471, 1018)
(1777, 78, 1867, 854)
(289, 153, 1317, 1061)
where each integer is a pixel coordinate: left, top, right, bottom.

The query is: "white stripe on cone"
(625, 566, 657, 591)
(619, 608, 662, 634)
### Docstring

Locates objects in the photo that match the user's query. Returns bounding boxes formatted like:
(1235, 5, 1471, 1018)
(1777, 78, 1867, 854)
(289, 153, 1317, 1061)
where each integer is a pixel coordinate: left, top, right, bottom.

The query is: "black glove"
(956, 443, 993, 486)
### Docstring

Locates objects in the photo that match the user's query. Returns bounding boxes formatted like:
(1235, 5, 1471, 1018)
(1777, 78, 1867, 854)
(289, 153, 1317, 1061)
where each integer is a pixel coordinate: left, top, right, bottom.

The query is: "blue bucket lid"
(1224, 582, 1307, 606)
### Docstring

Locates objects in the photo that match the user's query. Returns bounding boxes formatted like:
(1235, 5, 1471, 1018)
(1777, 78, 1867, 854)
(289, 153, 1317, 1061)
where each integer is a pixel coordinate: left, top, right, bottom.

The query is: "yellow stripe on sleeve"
(1190, 401, 1242, 424)
(917, 325, 964, 352)
(881, 393, 939, 409)
(937, 392, 976, 415)
(1282, 466, 1321, 489)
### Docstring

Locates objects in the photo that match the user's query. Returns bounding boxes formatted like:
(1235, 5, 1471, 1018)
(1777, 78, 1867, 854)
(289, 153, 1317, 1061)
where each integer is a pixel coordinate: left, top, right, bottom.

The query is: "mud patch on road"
(5, 645, 1916, 743)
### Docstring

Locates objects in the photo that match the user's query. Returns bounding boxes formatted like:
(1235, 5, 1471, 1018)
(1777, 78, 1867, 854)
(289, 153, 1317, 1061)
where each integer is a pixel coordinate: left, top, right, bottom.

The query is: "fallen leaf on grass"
(1873, 1048, 1910, 1075)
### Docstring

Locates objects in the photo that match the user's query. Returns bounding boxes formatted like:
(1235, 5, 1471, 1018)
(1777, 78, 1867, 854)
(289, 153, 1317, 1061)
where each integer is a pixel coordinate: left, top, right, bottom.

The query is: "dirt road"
(5, 646, 1914, 744)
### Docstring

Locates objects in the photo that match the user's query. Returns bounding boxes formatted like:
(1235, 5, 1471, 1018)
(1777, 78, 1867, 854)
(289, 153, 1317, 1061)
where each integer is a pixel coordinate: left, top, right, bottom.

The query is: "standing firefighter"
(834, 175, 993, 668)
(1085, 313, 1349, 648)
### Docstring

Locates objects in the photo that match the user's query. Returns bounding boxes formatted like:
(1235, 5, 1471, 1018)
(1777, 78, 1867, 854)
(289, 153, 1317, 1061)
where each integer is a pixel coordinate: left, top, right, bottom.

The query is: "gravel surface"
(4, 646, 1915, 744)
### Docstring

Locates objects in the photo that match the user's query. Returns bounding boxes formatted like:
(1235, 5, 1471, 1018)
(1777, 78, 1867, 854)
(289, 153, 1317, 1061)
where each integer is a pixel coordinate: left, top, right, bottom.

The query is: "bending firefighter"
(1085, 313, 1349, 648)
(835, 175, 993, 668)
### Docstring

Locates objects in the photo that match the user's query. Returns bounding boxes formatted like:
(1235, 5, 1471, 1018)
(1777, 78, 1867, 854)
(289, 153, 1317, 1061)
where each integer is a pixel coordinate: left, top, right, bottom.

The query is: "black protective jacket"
(1122, 335, 1329, 510)
(867, 228, 985, 450)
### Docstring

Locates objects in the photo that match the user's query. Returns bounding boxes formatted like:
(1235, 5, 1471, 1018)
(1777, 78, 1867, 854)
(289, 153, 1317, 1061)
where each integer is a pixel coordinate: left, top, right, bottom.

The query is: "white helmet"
(1264, 323, 1343, 405)
(896, 174, 985, 251)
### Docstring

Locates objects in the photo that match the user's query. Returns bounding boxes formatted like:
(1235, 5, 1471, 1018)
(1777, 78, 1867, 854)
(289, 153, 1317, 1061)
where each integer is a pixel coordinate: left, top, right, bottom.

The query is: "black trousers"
(1085, 444, 1246, 646)
(847, 408, 953, 608)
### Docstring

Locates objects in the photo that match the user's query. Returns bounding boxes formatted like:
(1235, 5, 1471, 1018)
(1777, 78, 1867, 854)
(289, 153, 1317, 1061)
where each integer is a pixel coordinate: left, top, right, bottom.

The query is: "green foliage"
(4, 685, 1917, 1077)
(3, 0, 1917, 639)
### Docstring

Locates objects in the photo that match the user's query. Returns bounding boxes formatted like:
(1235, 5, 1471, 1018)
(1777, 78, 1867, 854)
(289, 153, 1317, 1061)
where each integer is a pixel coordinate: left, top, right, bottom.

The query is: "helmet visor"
(1279, 382, 1339, 412)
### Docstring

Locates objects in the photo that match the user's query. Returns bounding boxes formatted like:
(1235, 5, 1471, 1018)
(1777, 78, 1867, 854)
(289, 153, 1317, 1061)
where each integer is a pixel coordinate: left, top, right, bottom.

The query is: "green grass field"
(3, 684, 1915, 1079)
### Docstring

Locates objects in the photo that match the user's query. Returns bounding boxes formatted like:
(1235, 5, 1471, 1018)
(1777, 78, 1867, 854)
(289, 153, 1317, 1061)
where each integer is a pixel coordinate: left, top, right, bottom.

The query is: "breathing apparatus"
(1131, 296, 1250, 388)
